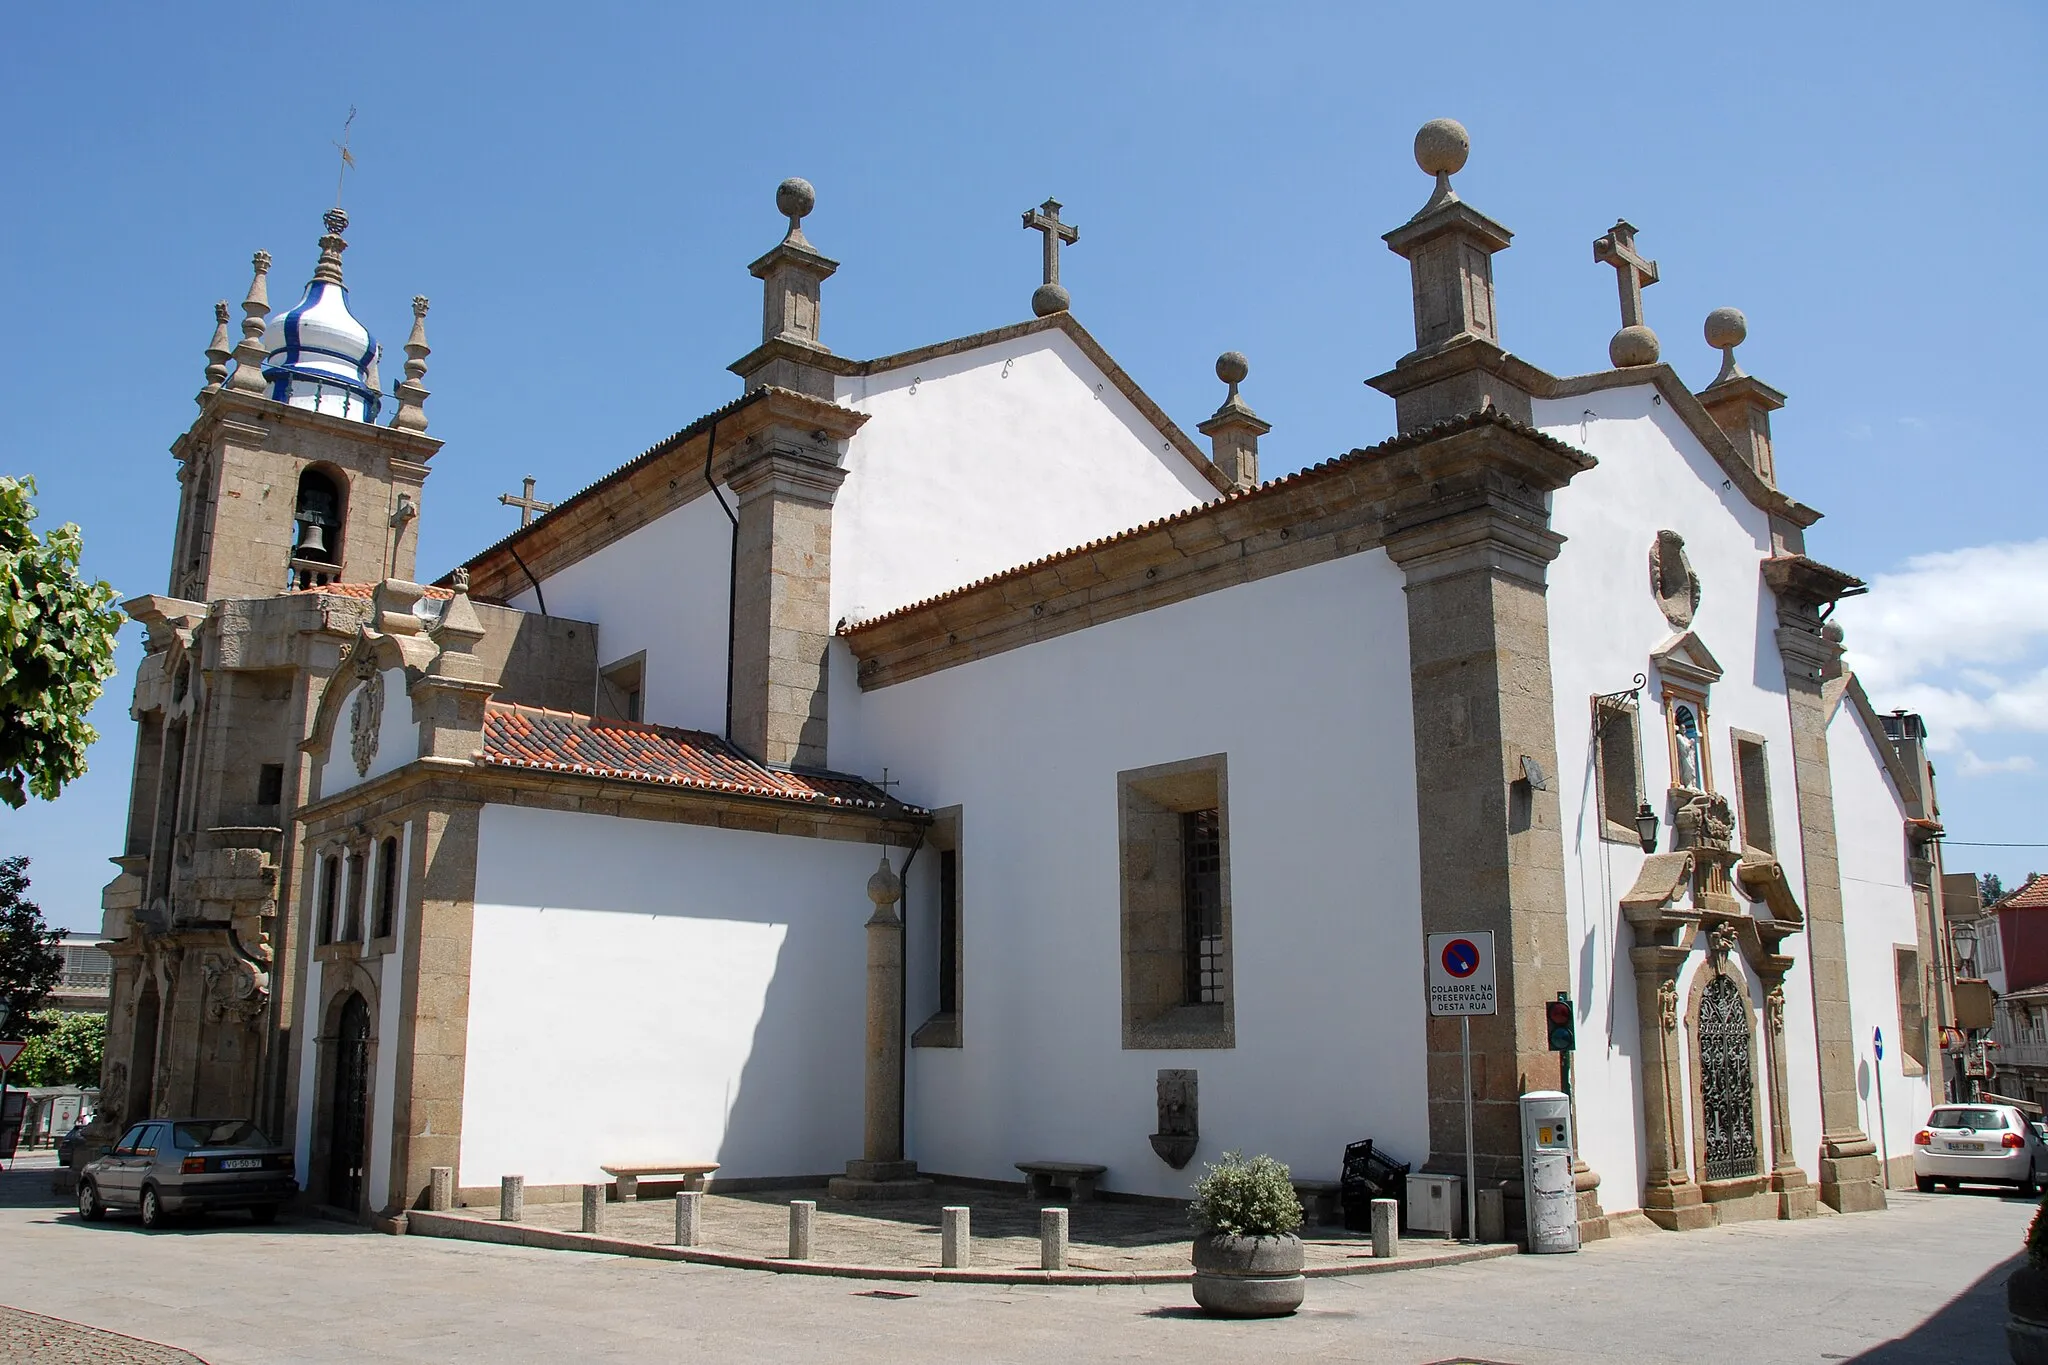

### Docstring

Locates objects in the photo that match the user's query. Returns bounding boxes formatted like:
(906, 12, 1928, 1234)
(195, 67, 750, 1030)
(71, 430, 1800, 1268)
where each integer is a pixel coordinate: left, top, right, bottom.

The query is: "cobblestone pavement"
(0, 1306, 207, 1364)
(465, 1182, 1429, 1272)
(0, 1144, 2031, 1364)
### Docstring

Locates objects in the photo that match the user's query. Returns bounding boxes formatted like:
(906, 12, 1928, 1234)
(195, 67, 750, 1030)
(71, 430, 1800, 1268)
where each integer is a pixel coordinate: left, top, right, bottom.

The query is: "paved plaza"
(0, 1151, 2029, 1363)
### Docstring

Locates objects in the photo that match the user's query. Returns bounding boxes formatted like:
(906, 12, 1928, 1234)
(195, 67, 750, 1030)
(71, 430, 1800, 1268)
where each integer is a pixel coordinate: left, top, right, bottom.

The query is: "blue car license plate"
(222, 1157, 262, 1170)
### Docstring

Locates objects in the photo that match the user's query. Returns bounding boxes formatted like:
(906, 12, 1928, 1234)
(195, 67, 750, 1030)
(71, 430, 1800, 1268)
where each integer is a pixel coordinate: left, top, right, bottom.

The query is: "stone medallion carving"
(1649, 530, 1700, 629)
(349, 659, 384, 777)
(201, 951, 269, 1024)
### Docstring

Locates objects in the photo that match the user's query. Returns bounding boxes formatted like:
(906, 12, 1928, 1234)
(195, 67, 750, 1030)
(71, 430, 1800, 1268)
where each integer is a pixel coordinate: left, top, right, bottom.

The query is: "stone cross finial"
(1021, 198, 1079, 317)
(313, 207, 350, 287)
(390, 296, 432, 432)
(1197, 351, 1271, 492)
(497, 476, 554, 527)
(1593, 219, 1660, 367)
(224, 251, 272, 393)
(201, 301, 233, 397)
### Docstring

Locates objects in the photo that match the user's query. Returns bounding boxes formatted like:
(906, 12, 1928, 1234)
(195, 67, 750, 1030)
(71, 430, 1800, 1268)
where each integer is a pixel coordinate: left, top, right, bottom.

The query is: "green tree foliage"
(0, 856, 64, 1026)
(0, 475, 123, 808)
(1983, 873, 2008, 906)
(1188, 1150, 1303, 1238)
(11, 1009, 104, 1087)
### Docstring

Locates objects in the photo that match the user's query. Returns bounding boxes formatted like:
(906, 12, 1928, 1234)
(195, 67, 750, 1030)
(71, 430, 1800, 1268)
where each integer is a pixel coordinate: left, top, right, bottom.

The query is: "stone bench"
(1016, 1161, 1107, 1204)
(1291, 1179, 1342, 1226)
(601, 1162, 720, 1202)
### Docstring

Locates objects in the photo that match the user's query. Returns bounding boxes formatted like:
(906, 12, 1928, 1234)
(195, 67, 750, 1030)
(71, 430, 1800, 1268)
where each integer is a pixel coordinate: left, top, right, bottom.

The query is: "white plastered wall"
(315, 668, 416, 798)
(505, 489, 734, 735)
(832, 328, 1217, 623)
(1830, 698, 1933, 1171)
(459, 805, 887, 1187)
(830, 550, 1427, 1198)
(1537, 385, 1821, 1213)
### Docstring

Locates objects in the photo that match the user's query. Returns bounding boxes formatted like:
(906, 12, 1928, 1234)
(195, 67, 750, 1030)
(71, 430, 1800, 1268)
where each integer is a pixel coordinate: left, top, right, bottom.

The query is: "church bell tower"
(168, 208, 441, 604)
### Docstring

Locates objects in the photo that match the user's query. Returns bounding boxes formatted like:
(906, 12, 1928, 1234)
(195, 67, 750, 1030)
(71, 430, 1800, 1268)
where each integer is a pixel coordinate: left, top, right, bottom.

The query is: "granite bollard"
(581, 1183, 606, 1235)
(1371, 1197, 1398, 1258)
(500, 1175, 525, 1224)
(941, 1205, 970, 1268)
(675, 1190, 702, 1247)
(789, 1200, 815, 1260)
(428, 1166, 453, 1212)
(1040, 1206, 1068, 1271)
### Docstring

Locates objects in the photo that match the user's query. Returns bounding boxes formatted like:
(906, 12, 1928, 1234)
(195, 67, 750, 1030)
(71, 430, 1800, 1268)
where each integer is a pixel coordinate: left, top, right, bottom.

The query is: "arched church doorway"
(326, 993, 372, 1211)
(1697, 973, 1759, 1181)
(130, 976, 160, 1122)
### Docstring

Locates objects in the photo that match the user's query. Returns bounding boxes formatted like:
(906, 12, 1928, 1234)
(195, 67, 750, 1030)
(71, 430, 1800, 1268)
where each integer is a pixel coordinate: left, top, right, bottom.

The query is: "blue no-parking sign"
(1426, 931, 1497, 1017)
(1874, 1026, 1884, 1061)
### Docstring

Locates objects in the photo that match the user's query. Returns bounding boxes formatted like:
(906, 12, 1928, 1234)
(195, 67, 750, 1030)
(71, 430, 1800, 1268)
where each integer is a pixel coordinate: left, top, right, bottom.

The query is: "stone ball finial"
(1610, 324, 1661, 368)
(1215, 351, 1249, 387)
(867, 851, 901, 906)
(1704, 306, 1747, 352)
(776, 177, 816, 223)
(1414, 119, 1471, 178)
(1031, 282, 1072, 318)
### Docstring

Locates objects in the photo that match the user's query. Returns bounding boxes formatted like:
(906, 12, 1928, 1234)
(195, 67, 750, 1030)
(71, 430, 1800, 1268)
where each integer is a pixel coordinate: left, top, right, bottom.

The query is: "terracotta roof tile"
(291, 581, 455, 600)
(480, 703, 916, 813)
(1997, 874, 2048, 911)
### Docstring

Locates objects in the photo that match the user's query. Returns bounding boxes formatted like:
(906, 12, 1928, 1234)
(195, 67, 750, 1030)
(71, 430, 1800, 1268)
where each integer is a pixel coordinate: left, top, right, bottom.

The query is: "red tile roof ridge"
(292, 581, 457, 600)
(838, 408, 1582, 635)
(1995, 873, 2048, 911)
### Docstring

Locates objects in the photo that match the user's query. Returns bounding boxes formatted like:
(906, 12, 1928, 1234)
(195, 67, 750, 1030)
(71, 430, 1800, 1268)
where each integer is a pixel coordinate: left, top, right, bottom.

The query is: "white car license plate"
(1951, 1141, 1985, 1152)
(221, 1158, 262, 1170)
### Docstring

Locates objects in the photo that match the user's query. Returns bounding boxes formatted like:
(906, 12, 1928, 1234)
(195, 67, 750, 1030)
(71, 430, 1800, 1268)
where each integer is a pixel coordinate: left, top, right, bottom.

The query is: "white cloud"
(1835, 539, 2048, 696)
(1959, 750, 2038, 777)
(1835, 539, 2048, 773)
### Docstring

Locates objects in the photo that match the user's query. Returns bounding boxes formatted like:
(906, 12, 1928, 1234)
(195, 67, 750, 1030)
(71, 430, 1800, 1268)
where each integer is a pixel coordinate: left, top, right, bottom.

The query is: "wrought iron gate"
(1697, 973, 1760, 1181)
(327, 993, 372, 1211)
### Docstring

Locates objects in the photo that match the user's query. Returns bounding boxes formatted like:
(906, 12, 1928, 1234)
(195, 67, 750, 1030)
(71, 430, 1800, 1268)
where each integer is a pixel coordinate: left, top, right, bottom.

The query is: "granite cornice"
(852, 313, 1233, 497)
(1541, 364, 1821, 530)
(1761, 553, 1864, 609)
(185, 386, 445, 462)
(1382, 200, 1514, 257)
(1365, 336, 1552, 404)
(843, 410, 1581, 689)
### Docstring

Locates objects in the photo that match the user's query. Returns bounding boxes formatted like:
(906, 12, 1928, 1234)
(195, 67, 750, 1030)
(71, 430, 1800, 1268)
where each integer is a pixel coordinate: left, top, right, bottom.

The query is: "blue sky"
(3, 3, 2043, 929)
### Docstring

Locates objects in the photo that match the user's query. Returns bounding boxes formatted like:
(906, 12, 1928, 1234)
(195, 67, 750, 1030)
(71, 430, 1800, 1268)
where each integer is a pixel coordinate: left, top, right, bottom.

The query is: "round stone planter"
(1190, 1233, 1306, 1318)
(2009, 1262, 2048, 1364)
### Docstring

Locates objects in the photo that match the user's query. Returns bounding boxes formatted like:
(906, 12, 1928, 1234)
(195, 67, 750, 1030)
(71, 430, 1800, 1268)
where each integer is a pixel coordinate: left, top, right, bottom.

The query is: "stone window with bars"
(1118, 754, 1234, 1050)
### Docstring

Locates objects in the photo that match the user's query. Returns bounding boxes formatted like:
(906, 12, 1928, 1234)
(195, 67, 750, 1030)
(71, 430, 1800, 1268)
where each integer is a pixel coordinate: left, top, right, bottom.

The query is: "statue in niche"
(1673, 703, 1704, 791)
(1649, 529, 1701, 629)
(1149, 1069, 1199, 1169)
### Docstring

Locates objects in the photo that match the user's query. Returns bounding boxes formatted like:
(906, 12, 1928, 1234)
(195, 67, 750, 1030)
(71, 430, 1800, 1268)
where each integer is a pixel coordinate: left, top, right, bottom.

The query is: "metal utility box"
(1520, 1090, 1579, 1254)
(1405, 1172, 1464, 1237)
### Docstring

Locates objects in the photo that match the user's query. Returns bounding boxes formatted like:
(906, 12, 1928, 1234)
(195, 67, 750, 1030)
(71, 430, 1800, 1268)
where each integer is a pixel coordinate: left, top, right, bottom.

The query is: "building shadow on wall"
(1849, 1245, 2017, 1363)
(712, 901, 867, 1183)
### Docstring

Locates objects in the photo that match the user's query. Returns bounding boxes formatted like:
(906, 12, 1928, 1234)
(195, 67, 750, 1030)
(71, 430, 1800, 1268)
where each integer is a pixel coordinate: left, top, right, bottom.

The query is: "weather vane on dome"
(333, 106, 358, 209)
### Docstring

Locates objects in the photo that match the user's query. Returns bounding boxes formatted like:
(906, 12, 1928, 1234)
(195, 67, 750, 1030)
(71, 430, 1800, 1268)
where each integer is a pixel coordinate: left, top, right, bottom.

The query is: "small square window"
(597, 653, 645, 724)
(257, 764, 284, 808)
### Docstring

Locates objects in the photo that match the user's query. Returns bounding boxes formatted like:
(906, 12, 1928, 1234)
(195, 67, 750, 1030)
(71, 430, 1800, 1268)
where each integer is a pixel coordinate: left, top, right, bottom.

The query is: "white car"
(1913, 1103, 2047, 1194)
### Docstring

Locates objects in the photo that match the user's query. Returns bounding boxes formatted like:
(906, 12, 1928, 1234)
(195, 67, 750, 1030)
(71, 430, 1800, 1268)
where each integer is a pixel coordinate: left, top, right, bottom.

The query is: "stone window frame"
(1894, 944, 1928, 1077)
(911, 806, 963, 1050)
(1119, 753, 1235, 1051)
(367, 826, 405, 954)
(596, 651, 647, 724)
(1591, 696, 1647, 845)
(1684, 961, 1769, 1195)
(342, 846, 368, 944)
(1729, 728, 1775, 856)
(1662, 684, 1715, 795)
(315, 849, 343, 948)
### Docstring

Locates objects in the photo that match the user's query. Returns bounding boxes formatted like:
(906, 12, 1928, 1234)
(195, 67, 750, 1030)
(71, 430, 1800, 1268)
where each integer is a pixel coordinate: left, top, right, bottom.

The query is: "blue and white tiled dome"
(261, 208, 381, 422)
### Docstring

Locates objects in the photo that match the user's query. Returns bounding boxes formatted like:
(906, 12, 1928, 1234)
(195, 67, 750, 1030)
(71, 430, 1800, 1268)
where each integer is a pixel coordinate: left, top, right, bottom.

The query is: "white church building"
(113, 119, 1955, 1239)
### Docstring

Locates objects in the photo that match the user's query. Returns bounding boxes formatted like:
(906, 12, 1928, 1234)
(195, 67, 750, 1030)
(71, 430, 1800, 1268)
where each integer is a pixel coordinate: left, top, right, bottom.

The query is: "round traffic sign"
(1442, 938, 1481, 979)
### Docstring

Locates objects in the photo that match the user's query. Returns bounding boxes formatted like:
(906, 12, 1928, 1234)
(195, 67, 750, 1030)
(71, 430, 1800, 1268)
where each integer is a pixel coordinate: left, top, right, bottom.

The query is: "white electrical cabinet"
(1520, 1089, 1580, 1254)
(1405, 1172, 1464, 1237)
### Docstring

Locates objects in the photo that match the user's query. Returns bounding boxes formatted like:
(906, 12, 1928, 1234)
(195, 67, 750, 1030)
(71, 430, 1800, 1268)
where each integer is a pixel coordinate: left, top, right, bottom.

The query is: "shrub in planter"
(2012, 1194, 2048, 1364)
(1189, 1151, 1306, 1318)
